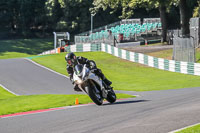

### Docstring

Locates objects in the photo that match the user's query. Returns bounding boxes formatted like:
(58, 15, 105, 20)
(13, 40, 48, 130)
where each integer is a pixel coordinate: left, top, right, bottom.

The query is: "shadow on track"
(103, 99, 150, 106)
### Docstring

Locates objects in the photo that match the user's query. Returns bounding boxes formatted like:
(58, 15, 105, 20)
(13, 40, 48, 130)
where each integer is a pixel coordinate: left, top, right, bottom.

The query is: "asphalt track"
(0, 58, 80, 95)
(1, 58, 200, 133)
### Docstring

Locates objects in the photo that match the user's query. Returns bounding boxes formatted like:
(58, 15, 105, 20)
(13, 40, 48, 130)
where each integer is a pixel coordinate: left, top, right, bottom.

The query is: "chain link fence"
(168, 18, 200, 63)
(190, 18, 200, 48)
(74, 34, 115, 45)
(173, 36, 195, 62)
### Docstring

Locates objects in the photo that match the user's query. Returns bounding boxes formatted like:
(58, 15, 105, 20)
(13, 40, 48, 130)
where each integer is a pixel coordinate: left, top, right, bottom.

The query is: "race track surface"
(1, 58, 200, 133)
(0, 58, 79, 95)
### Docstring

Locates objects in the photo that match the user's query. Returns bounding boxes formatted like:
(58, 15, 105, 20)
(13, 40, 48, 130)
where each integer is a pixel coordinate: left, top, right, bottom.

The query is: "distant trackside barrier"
(39, 43, 200, 76)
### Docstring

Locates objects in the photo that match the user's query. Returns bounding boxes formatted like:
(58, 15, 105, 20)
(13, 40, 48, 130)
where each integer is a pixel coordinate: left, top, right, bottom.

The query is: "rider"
(65, 52, 112, 91)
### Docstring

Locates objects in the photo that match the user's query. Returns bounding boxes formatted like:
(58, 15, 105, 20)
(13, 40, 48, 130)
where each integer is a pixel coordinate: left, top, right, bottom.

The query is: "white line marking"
(133, 95, 141, 97)
(168, 122, 200, 133)
(0, 84, 19, 96)
(24, 58, 69, 79)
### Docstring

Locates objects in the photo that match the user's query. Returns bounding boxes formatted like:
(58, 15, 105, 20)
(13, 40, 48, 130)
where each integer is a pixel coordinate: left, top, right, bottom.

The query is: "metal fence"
(190, 17, 200, 48)
(168, 18, 200, 62)
(74, 34, 115, 45)
(121, 19, 141, 24)
(173, 36, 195, 62)
(143, 18, 161, 24)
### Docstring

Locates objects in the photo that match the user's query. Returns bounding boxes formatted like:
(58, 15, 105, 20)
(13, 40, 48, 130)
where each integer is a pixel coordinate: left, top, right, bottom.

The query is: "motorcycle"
(73, 64, 116, 105)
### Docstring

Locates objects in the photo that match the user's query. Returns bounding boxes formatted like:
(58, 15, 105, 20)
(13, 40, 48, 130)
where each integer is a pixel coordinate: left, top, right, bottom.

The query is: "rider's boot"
(103, 78, 112, 86)
(95, 69, 112, 89)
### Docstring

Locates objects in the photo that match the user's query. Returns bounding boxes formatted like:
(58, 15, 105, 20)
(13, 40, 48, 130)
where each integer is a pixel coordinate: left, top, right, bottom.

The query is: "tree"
(179, 0, 190, 36)
(193, 1, 200, 17)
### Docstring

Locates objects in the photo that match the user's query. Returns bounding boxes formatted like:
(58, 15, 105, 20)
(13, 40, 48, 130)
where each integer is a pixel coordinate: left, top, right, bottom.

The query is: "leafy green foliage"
(0, 0, 198, 37)
(193, 1, 200, 17)
(0, 38, 53, 59)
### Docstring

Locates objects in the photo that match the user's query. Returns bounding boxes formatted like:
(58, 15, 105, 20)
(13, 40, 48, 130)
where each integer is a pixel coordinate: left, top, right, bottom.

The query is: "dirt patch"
(123, 44, 173, 54)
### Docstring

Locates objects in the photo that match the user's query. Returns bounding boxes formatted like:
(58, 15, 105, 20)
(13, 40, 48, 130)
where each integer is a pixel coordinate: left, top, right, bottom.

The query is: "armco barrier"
(101, 43, 200, 76)
(65, 43, 101, 53)
(40, 43, 200, 76)
(39, 48, 60, 55)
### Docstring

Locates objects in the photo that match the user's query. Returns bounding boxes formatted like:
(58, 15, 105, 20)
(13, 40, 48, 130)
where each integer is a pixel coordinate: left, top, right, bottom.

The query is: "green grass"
(0, 77, 134, 115)
(32, 52, 200, 91)
(0, 93, 134, 115)
(176, 124, 200, 133)
(0, 86, 16, 100)
(0, 38, 53, 59)
(147, 48, 200, 63)
(196, 48, 200, 63)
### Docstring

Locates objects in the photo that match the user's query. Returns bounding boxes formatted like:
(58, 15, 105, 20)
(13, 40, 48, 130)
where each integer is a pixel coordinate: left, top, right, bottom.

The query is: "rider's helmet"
(65, 52, 77, 66)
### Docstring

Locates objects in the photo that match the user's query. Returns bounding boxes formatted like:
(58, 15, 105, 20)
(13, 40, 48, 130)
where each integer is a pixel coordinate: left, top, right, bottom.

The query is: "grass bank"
(176, 124, 200, 133)
(32, 52, 200, 91)
(0, 85, 15, 100)
(0, 93, 134, 115)
(0, 38, 53, 59)
(0, 85, 134, 115)
(147, 48, 200, 63)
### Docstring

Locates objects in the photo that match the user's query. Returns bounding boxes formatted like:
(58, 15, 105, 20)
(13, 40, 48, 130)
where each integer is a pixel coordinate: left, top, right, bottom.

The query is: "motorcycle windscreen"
(74, 64, 83, 77)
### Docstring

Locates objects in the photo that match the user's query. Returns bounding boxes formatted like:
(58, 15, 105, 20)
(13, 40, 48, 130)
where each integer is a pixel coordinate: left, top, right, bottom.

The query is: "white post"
(53, 32, 57, 51)
(91, 15, 93, 34)
(66, 32, 70, 40)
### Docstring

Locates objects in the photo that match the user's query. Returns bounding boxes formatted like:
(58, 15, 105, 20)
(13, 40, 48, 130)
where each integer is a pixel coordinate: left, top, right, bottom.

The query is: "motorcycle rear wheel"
(106, 88, 116, 103)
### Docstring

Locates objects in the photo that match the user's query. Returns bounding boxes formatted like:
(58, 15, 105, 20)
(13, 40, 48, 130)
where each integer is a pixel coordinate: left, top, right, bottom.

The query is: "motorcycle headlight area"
(77, 79, 83, 84)
(75, 77, 83, 84)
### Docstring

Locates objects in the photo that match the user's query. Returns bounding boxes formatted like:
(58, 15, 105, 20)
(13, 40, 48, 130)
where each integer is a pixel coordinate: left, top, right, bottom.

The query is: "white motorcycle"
(73, 64, 116, 105)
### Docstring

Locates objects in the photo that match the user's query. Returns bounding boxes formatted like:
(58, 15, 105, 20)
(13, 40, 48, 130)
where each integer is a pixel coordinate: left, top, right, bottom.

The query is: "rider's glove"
(89, 61, 96, 69)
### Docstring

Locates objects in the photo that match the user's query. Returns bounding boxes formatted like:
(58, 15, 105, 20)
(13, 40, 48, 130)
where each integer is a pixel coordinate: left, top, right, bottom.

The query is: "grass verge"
(147, 49, 173, 60)
(0, 85, 16, 100)
(32, 51, 200, 91)
(176, 124, 200, 133)
(0, 93, 135, 115)
(0, 38, 53, 59)
(147, 48, 200, 63)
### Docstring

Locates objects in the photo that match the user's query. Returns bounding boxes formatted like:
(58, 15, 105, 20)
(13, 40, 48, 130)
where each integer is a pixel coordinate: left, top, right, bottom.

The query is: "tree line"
(0, 0, 199, 40)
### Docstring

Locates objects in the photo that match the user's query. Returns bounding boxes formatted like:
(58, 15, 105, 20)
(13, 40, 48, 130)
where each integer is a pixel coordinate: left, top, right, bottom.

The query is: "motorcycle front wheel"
(88, 81, 103, 105)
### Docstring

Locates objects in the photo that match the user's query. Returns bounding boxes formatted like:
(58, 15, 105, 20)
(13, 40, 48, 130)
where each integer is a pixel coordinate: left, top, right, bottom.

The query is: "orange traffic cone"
(75, 98, 79, 105)
(145, 39, 148, 45)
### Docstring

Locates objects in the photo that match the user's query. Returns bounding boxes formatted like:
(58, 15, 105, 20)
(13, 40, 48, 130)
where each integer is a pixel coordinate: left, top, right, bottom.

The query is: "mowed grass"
(0, 93, 134, 115)
(176, 124, 200, 133)
(0, 84, 134, 115)
(0, 93, 135, 115)
(147, 48, 200, 63)
(0, 38, 53, 59)
(32, 52, 200, 91)
(0, 86, 15, 100)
